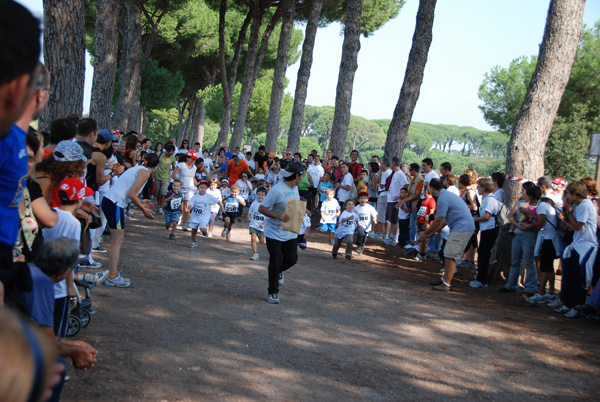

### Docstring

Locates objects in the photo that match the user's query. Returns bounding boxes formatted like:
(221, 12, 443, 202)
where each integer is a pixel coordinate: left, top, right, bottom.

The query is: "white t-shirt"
(573, 198, 598, 247)
(177, 162, 196, 188)
(248, 200, 265, 231)
(98, 154, 117, 193)
(387, 170, 409, 203)
(237, 180, 253, 201)
(299, 213, 312, 236)
(267, 171, 282, 186)
(261, 181, 299, 242)
(202, 156, 213, 172)
(335, 210, 358, 238)
(421, 170, 440, 199)
(245, 158, 256, 172)
(254, 173, 266, 182)
(188, 193, 220, 225)
(338, 173, 354, 202)
(207, 188, 221, 212)
(537, 200, 558, 238)
(378, 168, 392, 197)
(479, 195, 499, 231)
(307, 164, 324, 188)
(354, 203, 378, 232)
(447, 185, 460, 197)
(493, 188, 505, 203)
(320, 199, 341, 224)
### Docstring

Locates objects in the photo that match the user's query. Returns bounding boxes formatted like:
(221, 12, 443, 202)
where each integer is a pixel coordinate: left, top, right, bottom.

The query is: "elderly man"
(421, 179, 475, 291)
(225, 154, 250, 185)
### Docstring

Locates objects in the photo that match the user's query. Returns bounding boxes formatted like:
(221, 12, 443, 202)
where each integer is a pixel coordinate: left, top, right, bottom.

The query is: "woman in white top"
(336, 163, 353, 203)
(101, 153, 159, 287)
(471, 178, 499, 288)
(172, 151, 198, 230)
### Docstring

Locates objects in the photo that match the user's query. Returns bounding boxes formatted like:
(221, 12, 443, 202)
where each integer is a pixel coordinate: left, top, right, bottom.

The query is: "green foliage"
(144, 108, 180, 143)
(545, 105, 594, 182)
(478, 56, 536, 135)
(360, 0, 404, 37)
(141, 59, 185, 110)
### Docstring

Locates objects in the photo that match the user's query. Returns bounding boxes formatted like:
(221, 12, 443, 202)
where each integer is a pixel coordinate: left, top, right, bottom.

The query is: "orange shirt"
(226, 159, 249, 185)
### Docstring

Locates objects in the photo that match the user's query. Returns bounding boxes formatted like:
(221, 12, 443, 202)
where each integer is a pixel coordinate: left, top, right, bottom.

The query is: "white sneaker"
(83, 270, 109, 285)
(525, 293, 545, 303)
(189, 241, 198, 248)
(563, 308, 579, 318)
(469, 280, 488, 288)
(157, 208, 164, 215)
(250, 253, 259, 261)
(207, 231, 213, 238)
(413, 254, 426, 261)
(104, 273, 131, 288)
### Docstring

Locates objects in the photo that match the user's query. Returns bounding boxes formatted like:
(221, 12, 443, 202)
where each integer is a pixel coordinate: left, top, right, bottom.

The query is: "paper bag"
(280, 199, 305, 234)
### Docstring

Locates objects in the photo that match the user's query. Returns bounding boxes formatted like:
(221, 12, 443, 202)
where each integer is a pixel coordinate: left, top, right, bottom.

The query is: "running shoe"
(221, 228, 228, 237)
(189, 241, 198, 248)
(469, 280, 488, 288)
(104, 274, 131, 288)
(78, 261, 102, 269)
(267, 293, 280, 304)
(83, 270, 109, 285)
(92, 246, 107, 253)
(182, 224, 188, 232)
(278, 272, 284, 284)
(250, 253, 259, 261)
(157, 208, 164, 215)
(169, 234, 176, 240)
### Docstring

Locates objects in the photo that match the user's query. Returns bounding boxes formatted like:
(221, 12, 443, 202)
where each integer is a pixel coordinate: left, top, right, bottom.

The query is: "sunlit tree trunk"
(39, 0, 85, 132)
(329, 0, 363, 158)
(383, 0, 436, 161)
(265, 0, 296, 153)
(287, 0, 324, 154)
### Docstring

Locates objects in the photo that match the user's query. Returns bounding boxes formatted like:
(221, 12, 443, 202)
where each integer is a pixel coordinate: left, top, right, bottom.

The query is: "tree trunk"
(194, 100, 206, 149)
(89, 0, 121, 129)
(287, 0, 324, 154)
(383, 0, 436, 161)
(39, 0, 86, 132)
(489, 0, 585, 285)
(129, 75, 142, 133)
(111, 1, 142, 131)
(230, 7, 282, 151)
(329, 0, 363, 158)
(265, 0, 296, 153)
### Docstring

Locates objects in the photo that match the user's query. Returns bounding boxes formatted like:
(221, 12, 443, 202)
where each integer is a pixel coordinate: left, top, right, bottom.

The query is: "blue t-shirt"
(224, 195, 242, 214)
(20, 263, 55, 328)
(317, 182, 334, 202)
(435, 189, 475, 232)
(261, 180, 299, 242)
(0, 125, 28, 245)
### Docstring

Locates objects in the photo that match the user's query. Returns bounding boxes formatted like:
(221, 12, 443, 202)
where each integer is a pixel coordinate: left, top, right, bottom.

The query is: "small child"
(320, 188, 341, 245)
(414, 187, 436, 261)
(357, 170, 369, 194)
(220, 179, 231, 200)
(397, 187, 412, 247)
(187, 180, 223, 248)
(354, 191, 378, 255)
(222, 184, 246, 241)
(316, 172, 334, 210)
(248, 187, 267, 260)
(250, 179, 267, 203)
(206, 178, 222, 237)
(333, 199, 359, 261)
(163, 179, 183, 240)
(254, 166, 266, 182)
(297, 206, 312, 250)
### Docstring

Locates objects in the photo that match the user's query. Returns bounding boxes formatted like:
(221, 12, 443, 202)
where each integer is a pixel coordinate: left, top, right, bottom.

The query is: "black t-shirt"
(254, 153, 268, 171)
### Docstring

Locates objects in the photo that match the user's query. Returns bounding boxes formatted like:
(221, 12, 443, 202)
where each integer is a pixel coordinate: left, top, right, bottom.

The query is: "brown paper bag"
(280, 199, 305, 234)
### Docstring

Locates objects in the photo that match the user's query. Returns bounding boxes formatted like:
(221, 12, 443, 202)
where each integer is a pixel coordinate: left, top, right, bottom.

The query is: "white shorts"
(376, 195, 388, 223)
(182, 186, 196, 201)
(187, 220, 208, 230)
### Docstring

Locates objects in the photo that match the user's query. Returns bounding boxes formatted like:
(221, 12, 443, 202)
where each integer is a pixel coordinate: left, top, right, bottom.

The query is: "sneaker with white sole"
(538, 294, 556, 304)
(382, 237, 397, 245)
(207, 231, 213, 238)
(104, 274, 131, 288)
(525, 293, 545, 303)
(469, 280, 488, 288)
(92, 246, 107, 253)
(157, 208, 164, 215)
(250, 253, 259, 261)
(548, 299, 564, 308)
(563, 308, 579, 318)
(278, 272, 284, 285)
(83, 270, 109, 285)
(125, 210, 135, 217)
(182, 224, 188, 232)
(221, 228, 228, 237)
(78, 261, 102, 269)
(554, 305, 570, 313)
(413, 254, 426, 261)
(267, 293, 280, 304)
(226, 230, 231, 241)
(189, 241, 198, 248)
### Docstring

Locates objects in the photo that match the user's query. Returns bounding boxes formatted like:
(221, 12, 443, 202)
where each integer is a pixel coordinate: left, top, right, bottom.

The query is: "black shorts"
(385, 202, 399, 224)
(102, 198, 125, 230)
(225, 211, 238, 222)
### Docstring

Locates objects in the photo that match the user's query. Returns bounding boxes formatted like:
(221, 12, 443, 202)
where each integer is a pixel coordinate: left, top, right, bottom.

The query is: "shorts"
(444, 230, 474, 260)
(102, 198, 125, 230)
(164, 210, 180, 225)
(250, 227, 265, 237)
(188, 221, 207, 230)
(386, 202, 399, 224)
(321, 223, 336, 232)
(539, 239, 557, 273)
(377, 195, 388, 223)
(181, 186, 196, 201)
(225, 212, 238, 222)
(156, 179, 170, 196)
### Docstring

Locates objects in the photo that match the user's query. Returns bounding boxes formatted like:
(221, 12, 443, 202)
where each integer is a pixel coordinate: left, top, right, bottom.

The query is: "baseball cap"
(357, 191, 369, 198)
(552, 177, 566, 186)
(58, 178, 94, 201)
(268, 152, 275, 158)
(281, 161, 305, 178)
(54, 141, 87, 162)
(186, 150, 198, 159)
(97, 129, 117, 142)
(197, 180, 209, 187)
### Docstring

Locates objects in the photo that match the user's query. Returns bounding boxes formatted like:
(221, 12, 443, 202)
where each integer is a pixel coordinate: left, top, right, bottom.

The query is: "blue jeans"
(408, 210, 418, 243)
(506, 232, 537, 293)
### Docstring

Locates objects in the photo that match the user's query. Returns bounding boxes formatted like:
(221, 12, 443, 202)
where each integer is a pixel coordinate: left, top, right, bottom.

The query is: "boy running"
(188, 181, 223, 248)
(354, 191, 378, 255)
(248, 187, 267, 260)
(222, 184, 246, 241)
(163, 180, 183, 240)
(320, 188, 341, 245)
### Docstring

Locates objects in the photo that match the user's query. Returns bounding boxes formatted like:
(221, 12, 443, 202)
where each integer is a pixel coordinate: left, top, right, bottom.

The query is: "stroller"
(66, 279, 96, 337)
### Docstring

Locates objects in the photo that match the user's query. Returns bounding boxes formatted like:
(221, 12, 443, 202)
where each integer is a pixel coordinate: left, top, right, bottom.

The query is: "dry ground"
(62, 210, 600, 401)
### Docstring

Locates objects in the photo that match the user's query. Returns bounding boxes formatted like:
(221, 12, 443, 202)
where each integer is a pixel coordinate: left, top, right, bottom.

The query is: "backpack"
(494, 200, 510, 228)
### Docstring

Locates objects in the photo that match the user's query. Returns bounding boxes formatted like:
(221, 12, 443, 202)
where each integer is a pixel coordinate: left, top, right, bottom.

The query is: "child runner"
(206, 178, 222, 237)
(222, 184, 246, 241)
(333, 199, 359, 260)
(163, 179, 183, 240)
(248, 187, 267, 260)
(413, 187, 436, 261)
(316, 172, 334, 210)
(188, 180, 223, 247)
(397, 187, 412, 247)
(354, 191, 378, 255)
(320, 188, 341, 245)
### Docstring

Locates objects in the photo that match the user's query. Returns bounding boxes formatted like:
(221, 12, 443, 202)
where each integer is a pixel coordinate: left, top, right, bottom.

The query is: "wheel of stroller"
(81, 309, 91, 328)
(66, 315, 82, 337)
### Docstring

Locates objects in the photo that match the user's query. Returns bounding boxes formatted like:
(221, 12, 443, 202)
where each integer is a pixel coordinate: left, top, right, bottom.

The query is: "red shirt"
(417, 197, 436, 224)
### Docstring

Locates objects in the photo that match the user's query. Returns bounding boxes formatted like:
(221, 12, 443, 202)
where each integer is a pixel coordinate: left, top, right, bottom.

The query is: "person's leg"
(443, 258, 457, 284)
(538, 240, 556, 295)
(108, 229, 124, 275)
(223, 216, 231, 235)
(53, 296, 69, 339)
(398, 218, 409, 246)
(170, 220, 177, 235)
(266, 238, 283, 295)
(475, 228, 498, 285)
(182, 200, 190, 226)
(251, 233, 258, 253)
(280, 238, 298, 272)
(208, 211, 218, 234)
(408, 210, 418, 243)
(521, 233, 538, 294)
(191, 229, 197, 242)
(506, 234, 524, 290)
(356, 226, 366, 248)
(332, 236, 341, 258)
(344, 234, 354, 258)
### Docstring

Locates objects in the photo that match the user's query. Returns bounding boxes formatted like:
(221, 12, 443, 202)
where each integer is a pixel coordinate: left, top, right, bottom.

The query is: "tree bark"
(194, 100, 206, 149)
(39, 0, 86, 132)
(504, 0, 585, 207)
(287, 0, 324, 154)
(329, 0, 363, 159)
(229, 7, 282, 151)
(111, 1, 142, 131)
(264, 0, 296, 153)
(489, 0, 585, 285)
(89, 0, 122, 129)
(384, 0, 436, 161)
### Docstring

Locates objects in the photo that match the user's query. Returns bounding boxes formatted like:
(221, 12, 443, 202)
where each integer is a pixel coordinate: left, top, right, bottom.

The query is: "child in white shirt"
(333, 199, 359, 261)
(248, 187, 267, 260)
(354, 191, 378, 255)
(320, 188, 341, 245)
(187, 181, 223, 247)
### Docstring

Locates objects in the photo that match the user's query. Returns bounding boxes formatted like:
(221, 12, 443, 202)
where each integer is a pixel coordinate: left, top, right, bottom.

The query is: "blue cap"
(97, 129, 117, 142)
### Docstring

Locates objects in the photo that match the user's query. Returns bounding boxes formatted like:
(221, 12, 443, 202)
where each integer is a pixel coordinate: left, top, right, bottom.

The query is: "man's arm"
(40, 326, 97, 370)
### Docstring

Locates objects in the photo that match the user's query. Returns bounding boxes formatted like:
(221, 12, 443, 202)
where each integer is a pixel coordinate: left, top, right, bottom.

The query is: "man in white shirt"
(307, 154, 324, 209)
(421, 158, 440, 199)
(375, 159, 392, 238)
(383, 157, 409, 245)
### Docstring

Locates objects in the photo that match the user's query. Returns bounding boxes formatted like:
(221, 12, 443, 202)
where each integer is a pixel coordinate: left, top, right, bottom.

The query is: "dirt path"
(63, 211, 600, 401)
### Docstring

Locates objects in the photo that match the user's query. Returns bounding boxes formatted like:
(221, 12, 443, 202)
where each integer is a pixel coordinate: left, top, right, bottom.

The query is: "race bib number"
(193, 207, 203, 215)
(417, 206, 427, 216)
(252, 213, 265, 222)
(359, 214, 369, 221)
(225, 202, 238, 213)
(192, 202, 207, 215)
(326, 209, 337, 216)
(170, 198, 182, 210)
(345, 219, 355, 226)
